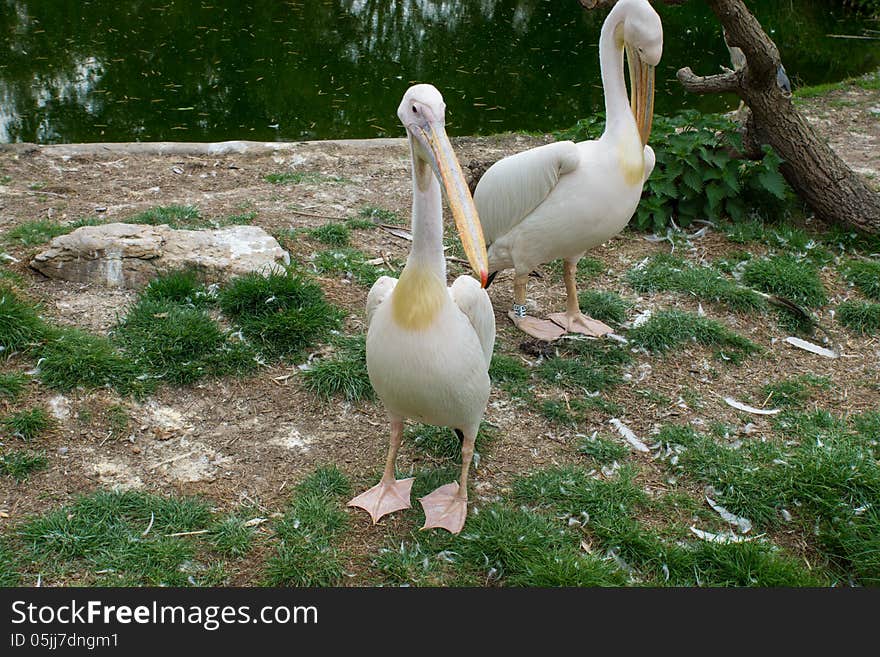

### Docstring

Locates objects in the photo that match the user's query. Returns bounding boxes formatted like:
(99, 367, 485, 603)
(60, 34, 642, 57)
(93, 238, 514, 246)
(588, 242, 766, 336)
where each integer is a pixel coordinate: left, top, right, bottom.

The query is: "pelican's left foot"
(548, 312, 613, 337)
(419, 482, 468, 534)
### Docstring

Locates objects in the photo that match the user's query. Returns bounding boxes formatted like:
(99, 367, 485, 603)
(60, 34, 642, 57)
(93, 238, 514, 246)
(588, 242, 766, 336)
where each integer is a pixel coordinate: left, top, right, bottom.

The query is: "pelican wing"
(473, 140, 580, 245)
(449, 275, 495, 368)
(366, 275, 397, 328)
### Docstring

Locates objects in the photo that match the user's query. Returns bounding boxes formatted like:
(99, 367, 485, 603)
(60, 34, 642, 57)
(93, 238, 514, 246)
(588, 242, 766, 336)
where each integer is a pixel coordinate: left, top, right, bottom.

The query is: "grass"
(313, 248, 396, 287)
(627, 310, 759, 360)
(357, 205, 404, 225)
(842, 259, 880, 301)
(0, 449, 48, 480)
(578, 290, 631, 325)
(264, 466, 350, 586)
(219, 268, 342, 359)
(837, 301, 880, 334)
(2, 407, 52, 441)
(761, 375, 831, 408)
(38, 327, 146, 394)
(208, 510, 257, 558)
(0, 285, 45, 353)
(658, 415, 880, 584)
(578, 433, 629, 464)
(405, 422, 496, 462)
(309, 223, 350, 246)
(3, 220, 70, 246)
(126, 205, 201, 229)
(141, 269, 214, 306)
(537, 338, 632, 394)
(264, 172, 347, 185)
(15, 489, 221, 586)
(626, 254, 765, 312)
(488, 353, 531, 397)
(0, 372, 28, 400)
(742, 255, 827, 307)
(301, 335, 373, 402)
(115, 298, 256, 385)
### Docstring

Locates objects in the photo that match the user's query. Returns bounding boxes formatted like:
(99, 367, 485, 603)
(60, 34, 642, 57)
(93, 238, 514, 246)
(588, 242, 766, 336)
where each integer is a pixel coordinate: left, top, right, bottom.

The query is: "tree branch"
(676, 67, 740, 94)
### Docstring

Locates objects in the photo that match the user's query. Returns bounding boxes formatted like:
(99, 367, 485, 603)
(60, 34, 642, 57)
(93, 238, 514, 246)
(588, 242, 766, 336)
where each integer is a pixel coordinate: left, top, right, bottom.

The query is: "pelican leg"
(507, 272, 565, 341)
(419, 427, 476, 534)
(548, 260, 613, 337)
(348, 418, 414, 523)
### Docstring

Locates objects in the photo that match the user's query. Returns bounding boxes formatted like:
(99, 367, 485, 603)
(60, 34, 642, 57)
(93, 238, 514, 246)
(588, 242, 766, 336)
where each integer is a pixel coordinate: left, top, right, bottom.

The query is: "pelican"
(473, 0, 663, 340)
(348, 84, 495, 535)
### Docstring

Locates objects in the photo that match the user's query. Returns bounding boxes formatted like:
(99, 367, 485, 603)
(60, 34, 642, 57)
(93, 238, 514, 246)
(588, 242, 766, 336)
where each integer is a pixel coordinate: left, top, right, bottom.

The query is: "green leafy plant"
(556, 110, 791, 231)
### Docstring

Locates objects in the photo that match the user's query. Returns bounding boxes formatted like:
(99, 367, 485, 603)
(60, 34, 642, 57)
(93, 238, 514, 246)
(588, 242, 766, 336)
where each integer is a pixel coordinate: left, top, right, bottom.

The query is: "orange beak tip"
(480, 270, 489, 289)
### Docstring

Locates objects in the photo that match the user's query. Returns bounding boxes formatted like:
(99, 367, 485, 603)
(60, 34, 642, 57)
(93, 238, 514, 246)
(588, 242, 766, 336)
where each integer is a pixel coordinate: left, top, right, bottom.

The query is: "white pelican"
(348, 84, 495, 535)
(473, 0, 663, 340)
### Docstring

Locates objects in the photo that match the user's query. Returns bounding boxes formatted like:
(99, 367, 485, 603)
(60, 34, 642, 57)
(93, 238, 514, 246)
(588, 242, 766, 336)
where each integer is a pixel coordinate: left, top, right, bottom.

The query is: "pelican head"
(621, 0, 663, 145)
(398, 84, 489, 287)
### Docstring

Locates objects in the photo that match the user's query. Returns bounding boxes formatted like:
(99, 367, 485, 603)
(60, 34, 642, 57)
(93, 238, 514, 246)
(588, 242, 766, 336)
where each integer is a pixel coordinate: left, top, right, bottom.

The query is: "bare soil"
(0, 86, 877, 585)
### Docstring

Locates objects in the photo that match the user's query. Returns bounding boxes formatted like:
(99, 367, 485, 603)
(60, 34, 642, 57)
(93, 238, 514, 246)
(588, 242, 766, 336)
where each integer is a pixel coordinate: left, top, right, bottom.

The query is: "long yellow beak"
(626, 45, 656, 146)
(421, 121, 490, 287)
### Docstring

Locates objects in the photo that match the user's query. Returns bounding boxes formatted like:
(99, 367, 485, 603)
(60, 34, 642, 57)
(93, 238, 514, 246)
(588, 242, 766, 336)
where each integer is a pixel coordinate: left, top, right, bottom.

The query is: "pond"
(1, 0, 878, 144)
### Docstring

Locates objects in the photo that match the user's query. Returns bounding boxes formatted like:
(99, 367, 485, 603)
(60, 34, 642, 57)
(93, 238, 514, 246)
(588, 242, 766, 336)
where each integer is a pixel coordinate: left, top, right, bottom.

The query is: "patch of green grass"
(627, 309, 759, 359)
(208, 511, 256, 558)
(539, 395, 621, 427)
(538, 339, 632, 394)
(16, 490, 218, 586)
(115, 298, 256, 385)
(0, 372, 28, 400)
(742, 255, 827, 307)
(345, 217, 379, 231)
(0, 285, 45, 353)
(38, 327, 146, 395)
(488, 353, 530, 397)
(837, 301, 880, 335)
(658, 416, 880, 584)
(264, 172, 346, 185)
(0, 540, 20, 585)
(578, 434, 629, 464)
(578, 290, 631, 325)
(141, 270, 214, 307)
(0, 449, 48, 480)
(627, 254, 765, 312)
(106, 404, 131, 439)
(264, 467, 351, 586)
(301, 335, 373, 402)
(761, 375, 831, 408)
(218, 268, 341, 360)
(127, 205, 201, 229)
(513, 465, 820, 586)
(313, 248, 395, 287)
(220, 211, 256, 226)
(712, 250, 752, 274)
(358, 205, 404, 225)
(4, 220, 69, 246)
(546, 256, 605, 281)
(308, 222, 350, 246)
(2, 407, 52, 441)
(842, 259, 880, 301)
(406, 422, 496, 462)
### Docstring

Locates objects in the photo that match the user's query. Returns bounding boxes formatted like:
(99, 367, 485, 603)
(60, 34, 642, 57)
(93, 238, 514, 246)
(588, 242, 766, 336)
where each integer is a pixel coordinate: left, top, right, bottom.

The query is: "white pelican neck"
(599, 3, 638, 139)
(407, 152, 447, 277)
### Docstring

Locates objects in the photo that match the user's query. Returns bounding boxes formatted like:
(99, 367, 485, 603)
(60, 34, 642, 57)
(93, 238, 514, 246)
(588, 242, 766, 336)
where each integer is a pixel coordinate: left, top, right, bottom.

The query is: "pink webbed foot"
(548, 312, 613, 337)
(508, 311, 566, 341)
(419, 482, 468, 534)
(348, 477, 415, 524)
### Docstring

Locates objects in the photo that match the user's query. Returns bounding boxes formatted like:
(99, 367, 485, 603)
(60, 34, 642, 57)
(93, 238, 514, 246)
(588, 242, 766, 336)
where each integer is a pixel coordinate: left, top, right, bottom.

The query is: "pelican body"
(348, 84, 494, 535)
(474, 0, 663, 340)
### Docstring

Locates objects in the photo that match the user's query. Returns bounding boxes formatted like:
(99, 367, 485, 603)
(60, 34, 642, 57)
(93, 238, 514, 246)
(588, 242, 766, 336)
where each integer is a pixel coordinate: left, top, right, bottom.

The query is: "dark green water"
(1, 0, 878, 144)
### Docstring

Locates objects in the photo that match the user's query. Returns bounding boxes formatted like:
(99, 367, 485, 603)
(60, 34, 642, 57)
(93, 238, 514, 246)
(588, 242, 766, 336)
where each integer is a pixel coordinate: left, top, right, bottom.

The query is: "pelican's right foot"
(508, 310, 565, 341)
(348, 478, 415, 524)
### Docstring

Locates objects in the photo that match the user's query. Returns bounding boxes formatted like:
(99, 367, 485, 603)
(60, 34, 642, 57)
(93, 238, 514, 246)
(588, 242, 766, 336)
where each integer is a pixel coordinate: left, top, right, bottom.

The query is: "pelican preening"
(348, 84, 495, 534)
(473, 0, 663, 340)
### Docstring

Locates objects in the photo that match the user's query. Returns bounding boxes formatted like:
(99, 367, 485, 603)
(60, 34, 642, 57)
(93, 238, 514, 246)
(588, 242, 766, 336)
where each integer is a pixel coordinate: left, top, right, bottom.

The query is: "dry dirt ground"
(0, 85, 878, 585)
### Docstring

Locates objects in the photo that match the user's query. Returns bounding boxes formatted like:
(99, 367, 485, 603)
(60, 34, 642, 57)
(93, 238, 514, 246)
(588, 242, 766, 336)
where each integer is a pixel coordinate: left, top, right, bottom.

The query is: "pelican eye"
(412, 105, 419, 114)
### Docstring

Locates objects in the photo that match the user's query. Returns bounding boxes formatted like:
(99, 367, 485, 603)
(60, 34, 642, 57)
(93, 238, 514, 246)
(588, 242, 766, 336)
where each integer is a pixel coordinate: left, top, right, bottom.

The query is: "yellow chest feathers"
(617, 130, 645, 187)
(391, 267, 448, 331)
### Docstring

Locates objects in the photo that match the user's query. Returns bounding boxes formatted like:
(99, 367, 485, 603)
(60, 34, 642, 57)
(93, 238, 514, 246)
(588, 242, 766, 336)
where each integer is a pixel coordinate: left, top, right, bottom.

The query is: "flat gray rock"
(31, 223, 290, 288)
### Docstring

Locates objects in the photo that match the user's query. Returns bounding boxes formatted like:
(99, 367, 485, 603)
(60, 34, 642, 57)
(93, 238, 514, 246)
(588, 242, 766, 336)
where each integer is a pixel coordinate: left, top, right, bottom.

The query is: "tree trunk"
(676, 0, 880, 233)
(577, 0, 880, 233)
